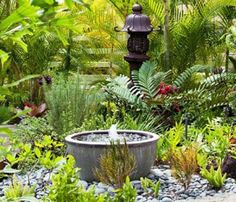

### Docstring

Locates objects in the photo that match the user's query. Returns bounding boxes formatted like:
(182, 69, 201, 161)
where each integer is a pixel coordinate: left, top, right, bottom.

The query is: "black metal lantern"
(115, 3, 153, 77)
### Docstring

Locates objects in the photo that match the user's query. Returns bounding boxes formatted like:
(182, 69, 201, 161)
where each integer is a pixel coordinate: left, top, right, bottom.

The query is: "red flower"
(159, 89, 167, 95)
(165, 85, 171, 93)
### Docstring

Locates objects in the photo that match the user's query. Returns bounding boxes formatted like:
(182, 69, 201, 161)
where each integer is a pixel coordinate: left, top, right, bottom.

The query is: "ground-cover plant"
(200, 164, 226, 189)
(13, 116, 55, 145)
(140, 177, 161, 198)
(201, 121, 232, 161)
(113, 177, 137, 202)
(156, 121, 184, 163)
(169, 145, 199, 189)
(0, 175, 37, 202)
(45, 75, 102, 135)
(1, 134, 64, 187)
(94, 141, 136, 188)
(46, 155, 109, 202)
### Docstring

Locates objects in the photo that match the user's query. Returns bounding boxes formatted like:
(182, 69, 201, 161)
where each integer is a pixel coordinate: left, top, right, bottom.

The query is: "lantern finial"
(132, 3, 142, 14)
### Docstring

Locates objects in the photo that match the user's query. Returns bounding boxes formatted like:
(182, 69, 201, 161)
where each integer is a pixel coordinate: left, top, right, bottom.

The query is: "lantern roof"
(121, 3, 153, 33)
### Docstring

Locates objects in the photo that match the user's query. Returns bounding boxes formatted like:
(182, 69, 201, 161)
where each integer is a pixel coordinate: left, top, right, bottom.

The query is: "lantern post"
(115, 3, 153, 78)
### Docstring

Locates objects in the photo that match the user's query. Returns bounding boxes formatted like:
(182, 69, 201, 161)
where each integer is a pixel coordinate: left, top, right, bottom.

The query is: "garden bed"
(1, 165, 236, 201)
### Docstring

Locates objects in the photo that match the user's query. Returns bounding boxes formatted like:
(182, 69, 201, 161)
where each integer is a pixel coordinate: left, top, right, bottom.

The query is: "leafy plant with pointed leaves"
(200, 164, 226, 189)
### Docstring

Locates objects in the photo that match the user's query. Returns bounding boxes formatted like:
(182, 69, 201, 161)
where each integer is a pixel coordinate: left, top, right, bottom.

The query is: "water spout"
(108, 124, 121, 141)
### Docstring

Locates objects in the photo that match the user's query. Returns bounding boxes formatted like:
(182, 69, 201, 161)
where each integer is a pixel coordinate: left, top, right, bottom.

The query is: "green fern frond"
(133, 61, 158, 99)
(173, 65, 206, 88)
(201, 73, 236, 88)
(133, 61, 172, 99)
(106, 76, 144, 106)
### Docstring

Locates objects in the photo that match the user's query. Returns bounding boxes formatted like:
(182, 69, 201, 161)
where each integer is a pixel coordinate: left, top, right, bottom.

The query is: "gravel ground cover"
(1, 165, 236, 201)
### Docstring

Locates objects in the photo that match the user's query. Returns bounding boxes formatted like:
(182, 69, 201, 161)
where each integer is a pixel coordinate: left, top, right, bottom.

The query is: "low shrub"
(13, 116, 55, 144)
(44, 75, 101, 135)
(94, 141, 136, 188)
(169, 145, 199, 189)
(47, 155, 107, 202)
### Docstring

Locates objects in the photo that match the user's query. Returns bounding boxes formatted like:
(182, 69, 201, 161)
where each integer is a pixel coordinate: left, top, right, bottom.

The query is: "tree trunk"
(163, 0, 171, 71)
(225, 48, 229, 72)
(64, 30, 72, 71)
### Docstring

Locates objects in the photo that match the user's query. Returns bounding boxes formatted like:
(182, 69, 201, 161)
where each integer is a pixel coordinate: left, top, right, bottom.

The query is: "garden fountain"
(65, 125, 159, 182)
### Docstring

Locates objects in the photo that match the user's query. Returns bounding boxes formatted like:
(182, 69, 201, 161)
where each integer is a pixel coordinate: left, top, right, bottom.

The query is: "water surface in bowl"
(73, 132, 149, 143)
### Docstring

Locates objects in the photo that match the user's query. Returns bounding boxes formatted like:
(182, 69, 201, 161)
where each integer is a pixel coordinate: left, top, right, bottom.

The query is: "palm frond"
(147, 0, 164, 24)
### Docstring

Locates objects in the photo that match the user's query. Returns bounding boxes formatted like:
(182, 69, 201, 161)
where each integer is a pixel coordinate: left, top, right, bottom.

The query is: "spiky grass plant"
(94, 140, 136, 188)
(169, 145, 199, 189)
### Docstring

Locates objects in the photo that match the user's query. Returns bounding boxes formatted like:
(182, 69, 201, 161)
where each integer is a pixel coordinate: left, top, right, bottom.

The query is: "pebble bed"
(74, 133, 149, 142)
(0, 165, 236, 201)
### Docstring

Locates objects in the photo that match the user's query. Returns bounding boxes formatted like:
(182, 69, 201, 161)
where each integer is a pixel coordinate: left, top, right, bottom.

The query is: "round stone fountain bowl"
(65, 130, 159, 182)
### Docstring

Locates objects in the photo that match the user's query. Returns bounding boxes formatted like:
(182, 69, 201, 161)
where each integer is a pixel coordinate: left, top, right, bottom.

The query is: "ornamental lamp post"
(115, 3, 153, 78)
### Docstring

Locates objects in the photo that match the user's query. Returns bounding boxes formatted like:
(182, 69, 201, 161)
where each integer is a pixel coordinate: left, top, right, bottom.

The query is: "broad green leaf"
(0, 128, 12, 136)
(51, 16, 74, 27)
(45, 151, 51, 159)
(34, 148, 41, 158)
(3, 74, 40, 88)
(6, 154, 16, 163)
(0, 49, 9, 67)
(0, 4, 40, 32)
(34, 142, 43, 148)
(2, 109, 31, 124)
(24, 144, 31, 153)
(45, 0, 55, 5)
(65, 0, 73, 9)
(18, 0, 30, 6)
(53, 27, 68, 46)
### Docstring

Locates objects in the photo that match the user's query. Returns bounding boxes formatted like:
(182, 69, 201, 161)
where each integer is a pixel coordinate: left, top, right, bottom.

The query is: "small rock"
(148, 174, 155, 179)
(150, 169, 164, 178)
(231, 187, 236, 193)
(206, 190, 216, 196)
(200, 179, 208, 185)
(77, 180, 88, 189)
(43, 173, 51, 182)
(179, 194, 188, 199)
(95, 187, 106, 195)
(176, 188, 185, 194)
(132, 180, 142, 189)
(136, 195, 147, 202)
(97, 182, 109, 189)
(107, 186, 115, 193)
(161, 165, 170, 169)
(150, 199, 158, 202)
(161, 197, 173, 202)
(163, 170, 172, 177)
(225, 183, 232, 190)
(200, 192, 207, 197)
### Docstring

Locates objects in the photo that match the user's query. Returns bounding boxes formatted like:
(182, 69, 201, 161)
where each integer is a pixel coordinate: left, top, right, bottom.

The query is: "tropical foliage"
(1, 0, 236, 201)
